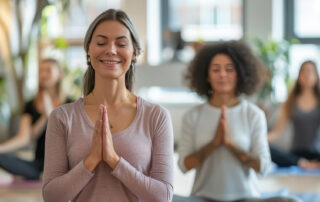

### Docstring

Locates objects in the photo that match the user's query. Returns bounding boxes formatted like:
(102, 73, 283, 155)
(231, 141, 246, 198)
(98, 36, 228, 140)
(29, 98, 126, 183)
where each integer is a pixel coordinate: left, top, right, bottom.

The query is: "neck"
(39, 87, 58, 98)
(209, 93, 239, 107)
(90, 78, 132, 107)
(300, 86, 315, 96)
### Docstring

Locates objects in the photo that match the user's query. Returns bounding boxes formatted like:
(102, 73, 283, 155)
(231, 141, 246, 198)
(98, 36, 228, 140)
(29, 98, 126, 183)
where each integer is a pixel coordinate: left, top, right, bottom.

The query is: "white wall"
(121, 0, 147, 63)
(244, 0, 273, 41)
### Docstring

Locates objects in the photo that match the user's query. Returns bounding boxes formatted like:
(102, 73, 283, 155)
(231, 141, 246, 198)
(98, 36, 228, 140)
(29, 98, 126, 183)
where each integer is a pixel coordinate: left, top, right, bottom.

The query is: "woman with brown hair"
(0, 58, 70, 180)
(42, 9, 173, 202)
(175, 41, 301, 202)
(268, 60, 320, 169)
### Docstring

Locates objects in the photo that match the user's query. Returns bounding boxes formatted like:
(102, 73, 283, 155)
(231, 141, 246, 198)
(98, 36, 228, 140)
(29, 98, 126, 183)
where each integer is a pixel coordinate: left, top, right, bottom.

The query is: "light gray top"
(178, 100, 271, 201)
(42, 97, 174, 202)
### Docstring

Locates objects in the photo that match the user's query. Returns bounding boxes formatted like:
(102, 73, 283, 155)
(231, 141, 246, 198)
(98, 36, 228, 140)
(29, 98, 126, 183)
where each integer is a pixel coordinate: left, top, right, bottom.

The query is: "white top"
(178, 99, 271, 201)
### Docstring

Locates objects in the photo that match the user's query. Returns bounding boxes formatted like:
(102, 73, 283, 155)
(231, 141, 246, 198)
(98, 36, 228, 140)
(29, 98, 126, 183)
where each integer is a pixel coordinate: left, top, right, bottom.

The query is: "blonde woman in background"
(0, 58, 71, 181)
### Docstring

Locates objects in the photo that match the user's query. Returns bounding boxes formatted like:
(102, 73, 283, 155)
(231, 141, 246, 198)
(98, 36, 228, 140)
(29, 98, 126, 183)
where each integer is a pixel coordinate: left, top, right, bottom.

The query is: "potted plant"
(253, 37, 299, 101)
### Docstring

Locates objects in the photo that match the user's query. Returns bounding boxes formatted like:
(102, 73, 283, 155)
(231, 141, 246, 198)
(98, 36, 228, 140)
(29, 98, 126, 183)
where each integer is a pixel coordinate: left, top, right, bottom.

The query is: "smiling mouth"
(100, 60, 121, 64)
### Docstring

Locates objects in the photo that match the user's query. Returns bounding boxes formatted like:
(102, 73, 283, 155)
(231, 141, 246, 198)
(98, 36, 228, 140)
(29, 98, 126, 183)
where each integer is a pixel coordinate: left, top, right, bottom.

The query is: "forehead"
(301, 62, 316, 70)
(92, 20, 131, 39)
(40, 61, 58, 70)
(210, 54, 233, 64)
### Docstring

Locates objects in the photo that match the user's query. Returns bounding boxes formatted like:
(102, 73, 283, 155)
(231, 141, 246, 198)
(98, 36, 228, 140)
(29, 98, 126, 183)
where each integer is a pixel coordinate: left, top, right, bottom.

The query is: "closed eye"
(117, 44, 127, 47)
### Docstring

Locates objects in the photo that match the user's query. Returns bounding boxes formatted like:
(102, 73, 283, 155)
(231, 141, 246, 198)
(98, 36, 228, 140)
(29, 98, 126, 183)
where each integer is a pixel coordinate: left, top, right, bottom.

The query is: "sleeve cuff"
(80, 160, 96, 177)
(111, 157, 127, 179)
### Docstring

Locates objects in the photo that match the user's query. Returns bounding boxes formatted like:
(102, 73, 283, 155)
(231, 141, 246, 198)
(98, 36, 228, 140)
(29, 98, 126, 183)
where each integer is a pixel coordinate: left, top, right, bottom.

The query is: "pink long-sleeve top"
(42, 97, 174, 202)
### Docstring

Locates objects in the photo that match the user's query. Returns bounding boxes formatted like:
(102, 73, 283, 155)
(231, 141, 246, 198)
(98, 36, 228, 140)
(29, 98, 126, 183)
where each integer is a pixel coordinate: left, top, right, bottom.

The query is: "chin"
(215, 90, 235, 95)
(99, 72, 123, 80)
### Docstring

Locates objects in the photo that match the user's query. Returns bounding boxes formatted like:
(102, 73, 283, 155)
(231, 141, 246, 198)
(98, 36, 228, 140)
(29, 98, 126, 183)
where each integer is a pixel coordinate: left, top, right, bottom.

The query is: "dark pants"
(0, 153, 42, 180)
(173, 195, 302, 202)
(270, 146, 320, 167)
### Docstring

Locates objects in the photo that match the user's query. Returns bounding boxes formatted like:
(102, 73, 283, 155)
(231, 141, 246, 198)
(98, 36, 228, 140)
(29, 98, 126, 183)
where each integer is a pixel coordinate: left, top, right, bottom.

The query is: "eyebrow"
(212, 63, 234, 66)
(96, 35, 129, 40)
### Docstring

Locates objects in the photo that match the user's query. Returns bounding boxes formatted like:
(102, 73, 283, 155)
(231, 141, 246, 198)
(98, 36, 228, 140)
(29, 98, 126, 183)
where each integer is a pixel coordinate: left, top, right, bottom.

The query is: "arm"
(183, 142, 219, 171)
(31, 92, 55, 139)
(30, 115, 47, 139)
(111, 108, 174, 202)
(226, 143, 261, 172)
(0, 114, 32, 153)
(221, 106, 261, 172)
(42, 109, 94, 202)
(178, 108, 223, 172)
(249, 109, 271, 175)
(268, 104, 289, 142)
(222, 105, 270, 174)
(183, 119, 222, 171)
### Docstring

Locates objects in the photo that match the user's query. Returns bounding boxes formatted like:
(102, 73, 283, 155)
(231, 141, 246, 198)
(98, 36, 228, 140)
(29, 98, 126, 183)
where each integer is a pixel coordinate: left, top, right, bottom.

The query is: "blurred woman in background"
(175, 41, 301, 202)
(268, 60, 320, 169)
(0, 58, 70, 181)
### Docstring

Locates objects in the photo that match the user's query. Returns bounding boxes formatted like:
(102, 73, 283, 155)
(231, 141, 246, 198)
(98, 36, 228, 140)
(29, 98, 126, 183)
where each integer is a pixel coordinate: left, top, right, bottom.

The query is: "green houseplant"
(253, 37, 299, 102)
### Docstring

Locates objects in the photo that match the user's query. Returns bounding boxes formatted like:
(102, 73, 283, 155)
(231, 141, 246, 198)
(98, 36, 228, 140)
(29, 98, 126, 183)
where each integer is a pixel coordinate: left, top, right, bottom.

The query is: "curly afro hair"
(185, 40, 264, 99)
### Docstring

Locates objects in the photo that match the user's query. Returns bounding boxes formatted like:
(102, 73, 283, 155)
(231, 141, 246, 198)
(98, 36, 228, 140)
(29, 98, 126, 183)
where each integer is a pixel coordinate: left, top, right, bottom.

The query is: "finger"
(220, 105, 225, 118)
(94, 107, 102, 134)
(102, 106, 108, 135)
(104, 106, 111, 129)
(95, 105, 103, 123)
(94, 112, 99, 128)
(100, 104, 104, 120)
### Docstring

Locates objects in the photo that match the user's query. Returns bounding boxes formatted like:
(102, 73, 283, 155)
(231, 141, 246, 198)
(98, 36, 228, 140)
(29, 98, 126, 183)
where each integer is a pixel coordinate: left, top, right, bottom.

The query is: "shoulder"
(25, 99, 34, 107)
(50, 98, 83, 121)
(241, 100, 266, 121)
(139, 97, 171, 120)
(64, 97, 75, 104)
(24, 98, 35, 110)
(139, 98, 173, 137)
(183, 103, 207, 122)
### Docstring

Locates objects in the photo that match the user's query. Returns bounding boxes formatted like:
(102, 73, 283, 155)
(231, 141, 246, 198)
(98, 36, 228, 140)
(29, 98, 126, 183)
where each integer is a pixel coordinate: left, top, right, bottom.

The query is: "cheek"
(88, 44, 103, 57)
(231, 75, 237, 85)
(310, 76, 318, 84)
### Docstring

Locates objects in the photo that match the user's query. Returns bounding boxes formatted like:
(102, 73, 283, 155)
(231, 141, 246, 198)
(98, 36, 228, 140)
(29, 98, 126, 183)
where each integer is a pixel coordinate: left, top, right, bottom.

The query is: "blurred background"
(0, 0, 320, 201)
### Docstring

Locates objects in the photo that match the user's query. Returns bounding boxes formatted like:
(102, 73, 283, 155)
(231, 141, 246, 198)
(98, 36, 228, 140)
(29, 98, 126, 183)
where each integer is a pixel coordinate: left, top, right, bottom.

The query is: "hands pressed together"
(84, 105, 120, 172)
(211, 105, 234, 148)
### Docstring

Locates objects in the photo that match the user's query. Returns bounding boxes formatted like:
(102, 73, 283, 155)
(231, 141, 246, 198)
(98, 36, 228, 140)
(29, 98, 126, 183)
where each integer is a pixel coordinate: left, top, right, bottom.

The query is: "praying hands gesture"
(184, 105, 261, 172)
(214, 105, 261, 172)
(84, 105, 120, 172)
(211, 105, 234, 147)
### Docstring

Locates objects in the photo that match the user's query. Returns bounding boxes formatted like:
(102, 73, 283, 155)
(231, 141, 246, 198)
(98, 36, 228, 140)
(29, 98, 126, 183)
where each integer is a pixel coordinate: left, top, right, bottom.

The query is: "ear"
(132, 54, 136, 62)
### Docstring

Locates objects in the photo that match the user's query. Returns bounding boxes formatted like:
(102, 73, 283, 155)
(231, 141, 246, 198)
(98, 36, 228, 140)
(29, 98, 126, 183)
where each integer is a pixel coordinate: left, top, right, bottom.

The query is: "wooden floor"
(0, 189, 42, 202)
(0, 150, 43, 202)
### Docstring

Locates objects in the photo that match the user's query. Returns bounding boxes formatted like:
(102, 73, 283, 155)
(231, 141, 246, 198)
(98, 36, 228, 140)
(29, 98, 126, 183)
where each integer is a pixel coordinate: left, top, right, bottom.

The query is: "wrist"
(84, 155, 100, 172)
(225, 141, 236, 150)
(210, 140, 220, 148)
(108, 154, 120, 170)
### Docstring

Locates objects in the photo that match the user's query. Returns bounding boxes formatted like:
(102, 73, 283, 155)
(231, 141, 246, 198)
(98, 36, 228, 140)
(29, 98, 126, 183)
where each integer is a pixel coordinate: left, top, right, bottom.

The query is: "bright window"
(294, 0, 320, 38)
(168, 0, 243, 42)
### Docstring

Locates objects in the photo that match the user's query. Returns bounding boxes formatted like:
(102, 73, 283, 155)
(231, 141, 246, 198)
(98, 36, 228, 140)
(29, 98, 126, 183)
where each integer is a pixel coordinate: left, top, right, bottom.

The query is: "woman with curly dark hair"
(174, 41, 301, 202)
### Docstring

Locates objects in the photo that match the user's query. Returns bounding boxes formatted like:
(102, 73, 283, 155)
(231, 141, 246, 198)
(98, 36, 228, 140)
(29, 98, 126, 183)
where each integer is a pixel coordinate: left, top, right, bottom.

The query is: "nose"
(105, 43, 117, 55)
(219, 69, 227, 77)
